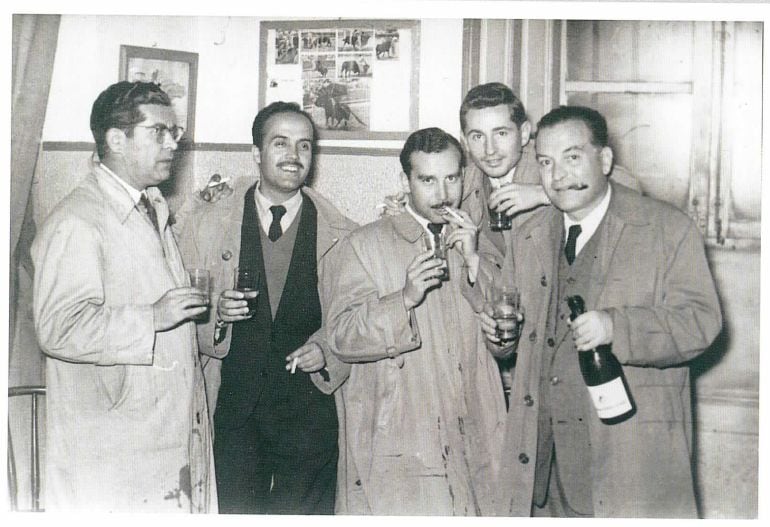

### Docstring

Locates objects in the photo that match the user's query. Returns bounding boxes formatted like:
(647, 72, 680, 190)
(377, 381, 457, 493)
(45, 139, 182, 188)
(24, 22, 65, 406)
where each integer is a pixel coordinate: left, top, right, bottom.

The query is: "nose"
(484, 137, 496, 156)
(437, 180, 448, 201)
(552, 162, 568, 182)
(162, 130, 178, 151)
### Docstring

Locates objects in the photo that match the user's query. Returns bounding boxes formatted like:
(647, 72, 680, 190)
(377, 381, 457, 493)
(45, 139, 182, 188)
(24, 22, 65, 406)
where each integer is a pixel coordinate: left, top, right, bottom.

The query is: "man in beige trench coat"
(32, 81, 216, 512)
(481, 106, 722, 518)
(324, 128, 506, 515)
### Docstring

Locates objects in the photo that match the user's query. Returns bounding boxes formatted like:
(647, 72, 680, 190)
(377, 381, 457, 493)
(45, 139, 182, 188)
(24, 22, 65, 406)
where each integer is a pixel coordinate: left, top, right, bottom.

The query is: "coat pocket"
(95, 364, 129, 410)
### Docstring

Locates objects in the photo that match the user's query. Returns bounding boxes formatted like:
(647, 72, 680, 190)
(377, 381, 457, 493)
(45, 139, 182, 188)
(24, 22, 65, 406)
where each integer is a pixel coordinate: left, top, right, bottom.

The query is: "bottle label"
(586, 378, 633, 419)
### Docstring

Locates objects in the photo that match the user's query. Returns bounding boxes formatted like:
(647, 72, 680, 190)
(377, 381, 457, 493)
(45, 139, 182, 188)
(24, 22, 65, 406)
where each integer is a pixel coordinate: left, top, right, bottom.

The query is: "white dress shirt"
(253, 187, 303, 235)
(563, 184, 612, 257)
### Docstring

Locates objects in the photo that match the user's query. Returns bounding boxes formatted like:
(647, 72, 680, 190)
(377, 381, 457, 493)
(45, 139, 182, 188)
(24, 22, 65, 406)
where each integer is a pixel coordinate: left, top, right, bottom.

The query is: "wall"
(39, 16, 464, 226)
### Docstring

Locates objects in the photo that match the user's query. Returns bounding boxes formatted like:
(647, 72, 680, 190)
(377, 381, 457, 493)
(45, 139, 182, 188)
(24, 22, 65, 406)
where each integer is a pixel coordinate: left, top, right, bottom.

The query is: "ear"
(519, 121, 532, 148)
(105, 128, 127, 155)
(251, 145, 261, 165)
(600, 146, 614, 176)
(399, 171, 411, 194)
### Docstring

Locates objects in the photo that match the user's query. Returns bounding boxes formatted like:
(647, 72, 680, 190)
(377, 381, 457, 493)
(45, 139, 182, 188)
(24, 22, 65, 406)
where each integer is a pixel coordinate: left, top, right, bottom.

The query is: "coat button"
(528, 330, 537, 342)
(196, 411, 201, 424)
(547, 337, 555, 347)
(550, 376, 560, 385)
(524, 395, 534, 406)
(541, 276, 547, 287)
(222, 250, 233, 261)
(518, 453, 529, 464)
(355, 479, 362, 486)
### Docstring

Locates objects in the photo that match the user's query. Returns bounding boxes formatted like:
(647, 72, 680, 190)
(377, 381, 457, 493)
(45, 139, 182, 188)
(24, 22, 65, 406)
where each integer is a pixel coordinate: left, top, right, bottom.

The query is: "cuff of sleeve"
(606, 307, 630, 363)
(378, 290, 421, 357)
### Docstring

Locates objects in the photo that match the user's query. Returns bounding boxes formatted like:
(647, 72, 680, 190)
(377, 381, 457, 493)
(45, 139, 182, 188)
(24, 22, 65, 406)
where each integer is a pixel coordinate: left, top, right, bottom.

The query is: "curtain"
(10, 14, 60, 386)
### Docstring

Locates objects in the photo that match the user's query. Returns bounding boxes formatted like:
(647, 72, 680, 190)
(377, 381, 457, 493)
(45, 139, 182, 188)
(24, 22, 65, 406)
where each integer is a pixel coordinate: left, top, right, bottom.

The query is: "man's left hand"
(488, 183, 550, 217)
(285, 342, 326, 373)
(569, 310, 614, 351)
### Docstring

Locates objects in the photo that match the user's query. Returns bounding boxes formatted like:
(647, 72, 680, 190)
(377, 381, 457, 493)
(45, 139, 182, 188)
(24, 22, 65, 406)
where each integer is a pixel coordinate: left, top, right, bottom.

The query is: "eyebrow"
(269, 134, 312, 142)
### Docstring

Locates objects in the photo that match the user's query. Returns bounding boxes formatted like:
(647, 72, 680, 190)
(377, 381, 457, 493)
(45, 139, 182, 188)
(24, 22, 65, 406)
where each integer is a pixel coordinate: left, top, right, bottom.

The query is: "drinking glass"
(187, 268, 210, 320)
(234, 267, 259, 317)
(492, 285, 523, 343)
(422, 232, 449, 281)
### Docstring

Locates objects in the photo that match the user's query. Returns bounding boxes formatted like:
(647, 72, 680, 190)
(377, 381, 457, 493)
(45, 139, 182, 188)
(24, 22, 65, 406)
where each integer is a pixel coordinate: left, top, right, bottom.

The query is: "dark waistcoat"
(215, 185, 336, 440)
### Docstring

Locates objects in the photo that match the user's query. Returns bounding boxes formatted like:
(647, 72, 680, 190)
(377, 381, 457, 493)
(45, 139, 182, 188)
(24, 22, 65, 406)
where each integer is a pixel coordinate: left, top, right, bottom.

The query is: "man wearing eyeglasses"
(31, 81, 215, 512)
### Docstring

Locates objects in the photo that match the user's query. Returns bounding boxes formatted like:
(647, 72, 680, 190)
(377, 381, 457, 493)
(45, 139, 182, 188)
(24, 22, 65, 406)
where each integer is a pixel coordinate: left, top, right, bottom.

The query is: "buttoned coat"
(323, 212, 507, 515)
(492, 182, 721, 517)
(31, 165, 215, 512)
(177, 179, 357, 413)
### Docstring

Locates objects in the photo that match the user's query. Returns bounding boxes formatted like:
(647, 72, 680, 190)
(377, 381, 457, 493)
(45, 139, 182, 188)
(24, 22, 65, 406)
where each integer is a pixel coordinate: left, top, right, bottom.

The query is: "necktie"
(268, 205, 287, 242)
(139, 193, 160, 233)
(565, 224, 582, 265)
(427, 222, 444, 252)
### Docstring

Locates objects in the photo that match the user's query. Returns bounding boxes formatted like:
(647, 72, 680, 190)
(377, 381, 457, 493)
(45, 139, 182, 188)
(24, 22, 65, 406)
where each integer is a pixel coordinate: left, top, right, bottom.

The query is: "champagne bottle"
(567, 295, 635, 424)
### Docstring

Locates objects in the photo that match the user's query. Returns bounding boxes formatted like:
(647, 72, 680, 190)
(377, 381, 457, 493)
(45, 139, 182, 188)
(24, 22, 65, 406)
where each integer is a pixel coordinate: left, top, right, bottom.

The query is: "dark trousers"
(214, 404, 337, 515)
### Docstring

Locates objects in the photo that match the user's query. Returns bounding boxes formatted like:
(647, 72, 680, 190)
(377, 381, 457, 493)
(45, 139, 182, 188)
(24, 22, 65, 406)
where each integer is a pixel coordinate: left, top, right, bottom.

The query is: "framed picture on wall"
(259, 19, 420, 146)
(119, 45, 198, 142)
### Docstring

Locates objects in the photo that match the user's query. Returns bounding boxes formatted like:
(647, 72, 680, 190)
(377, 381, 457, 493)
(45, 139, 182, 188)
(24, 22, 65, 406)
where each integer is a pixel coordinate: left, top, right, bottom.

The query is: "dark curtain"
(10, 15, 60, 386)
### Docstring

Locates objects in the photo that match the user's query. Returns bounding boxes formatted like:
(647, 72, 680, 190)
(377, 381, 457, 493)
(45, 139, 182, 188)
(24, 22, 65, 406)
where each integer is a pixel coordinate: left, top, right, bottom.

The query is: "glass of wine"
(187, 268, 210, 320)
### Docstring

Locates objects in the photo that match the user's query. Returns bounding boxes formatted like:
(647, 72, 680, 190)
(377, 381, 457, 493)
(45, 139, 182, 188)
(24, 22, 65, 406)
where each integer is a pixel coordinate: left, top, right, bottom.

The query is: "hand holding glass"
(187, 269, 210, 320)
(492, 286, 523, 343)
(423, 232, 450, 281)
(234, 267, 259, 317)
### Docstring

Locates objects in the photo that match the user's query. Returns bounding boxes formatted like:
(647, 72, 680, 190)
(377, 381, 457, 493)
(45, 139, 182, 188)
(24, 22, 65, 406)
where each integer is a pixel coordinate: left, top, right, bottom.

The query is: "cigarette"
(442, 207, 464, 222)
(290, 357, 298, 374)
(207, 177, 231, 188)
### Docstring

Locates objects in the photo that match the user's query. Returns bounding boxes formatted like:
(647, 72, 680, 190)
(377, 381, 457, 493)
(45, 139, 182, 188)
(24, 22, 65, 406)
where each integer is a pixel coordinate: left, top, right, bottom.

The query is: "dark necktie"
(427, 222, 443, 249)
(268, 205, 287, 241)
(139, 193, 160, 233)
(565, 224, 582, 265)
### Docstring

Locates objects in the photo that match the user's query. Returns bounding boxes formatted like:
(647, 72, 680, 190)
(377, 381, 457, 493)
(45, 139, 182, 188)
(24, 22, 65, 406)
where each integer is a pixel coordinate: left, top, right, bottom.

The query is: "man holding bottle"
(481, 105, 721, 517)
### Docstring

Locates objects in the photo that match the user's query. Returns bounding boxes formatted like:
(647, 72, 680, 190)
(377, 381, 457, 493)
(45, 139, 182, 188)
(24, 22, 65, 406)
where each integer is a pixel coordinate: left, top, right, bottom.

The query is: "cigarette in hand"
(290, 357, 298, 374)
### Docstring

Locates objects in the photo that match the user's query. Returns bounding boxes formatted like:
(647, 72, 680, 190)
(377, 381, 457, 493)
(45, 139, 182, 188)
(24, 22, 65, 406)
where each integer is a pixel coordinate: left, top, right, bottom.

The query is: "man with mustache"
(31, 81, 215, 511)
(480, 106, 721, 517)
(178, 102, 356, 514)
(324, 128, 506, 515)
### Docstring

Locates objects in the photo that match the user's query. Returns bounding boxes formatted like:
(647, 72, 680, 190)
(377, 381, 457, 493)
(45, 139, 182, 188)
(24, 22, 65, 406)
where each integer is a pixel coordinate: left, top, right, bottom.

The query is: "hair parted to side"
(399, 127, 465, 176)
(90, 81, 172, 160)
(536, 105, 609, 147)
(459, 82, 528, 132)
(251, 101, 316, 150)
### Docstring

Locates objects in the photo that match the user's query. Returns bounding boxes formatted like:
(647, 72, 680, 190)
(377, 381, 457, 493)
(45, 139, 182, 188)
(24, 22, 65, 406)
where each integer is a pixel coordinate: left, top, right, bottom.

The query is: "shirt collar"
(563, 184, 612, 251)
(405, 203, 440, 236)
(99, 163, 143, 204)
(488, 165, 517, 189)
(253, 186, 303, 233)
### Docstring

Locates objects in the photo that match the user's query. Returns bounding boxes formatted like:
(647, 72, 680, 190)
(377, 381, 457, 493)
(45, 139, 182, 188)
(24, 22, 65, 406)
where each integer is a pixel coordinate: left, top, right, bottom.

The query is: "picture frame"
(259, 20, 420, 145)
(119, 45, 198, 142)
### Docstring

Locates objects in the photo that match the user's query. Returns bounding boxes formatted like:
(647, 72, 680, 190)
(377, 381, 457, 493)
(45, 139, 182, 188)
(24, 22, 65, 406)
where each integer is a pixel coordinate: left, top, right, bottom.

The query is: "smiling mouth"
(278, 162, 303, 173)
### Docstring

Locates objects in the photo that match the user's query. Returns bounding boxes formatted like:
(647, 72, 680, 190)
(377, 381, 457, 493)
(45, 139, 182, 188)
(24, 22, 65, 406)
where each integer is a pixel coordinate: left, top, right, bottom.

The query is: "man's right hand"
(402, 250, 445, 310)
(479, 302, 501, 344)
(153, 287, 209, 332)
(217, 289, 259, 323)
(488, 182, 550, 217)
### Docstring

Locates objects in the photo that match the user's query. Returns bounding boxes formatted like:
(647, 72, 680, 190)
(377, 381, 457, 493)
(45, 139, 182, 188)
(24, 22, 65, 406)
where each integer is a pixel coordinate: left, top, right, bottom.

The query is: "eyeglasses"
(135, 124, 185, 144)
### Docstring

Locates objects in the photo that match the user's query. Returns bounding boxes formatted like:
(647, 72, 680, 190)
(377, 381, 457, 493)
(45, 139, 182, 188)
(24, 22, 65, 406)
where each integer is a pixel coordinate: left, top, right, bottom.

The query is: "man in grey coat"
(481, 105, 722, 517)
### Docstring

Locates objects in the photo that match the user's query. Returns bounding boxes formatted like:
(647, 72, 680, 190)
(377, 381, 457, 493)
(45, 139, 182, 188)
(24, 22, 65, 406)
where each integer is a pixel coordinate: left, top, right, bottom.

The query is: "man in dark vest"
(178, 101, 356, 514)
